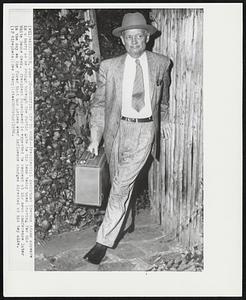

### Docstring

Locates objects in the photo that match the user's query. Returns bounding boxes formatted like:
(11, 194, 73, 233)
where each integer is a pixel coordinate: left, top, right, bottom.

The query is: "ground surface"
(35, 209, 190, 271)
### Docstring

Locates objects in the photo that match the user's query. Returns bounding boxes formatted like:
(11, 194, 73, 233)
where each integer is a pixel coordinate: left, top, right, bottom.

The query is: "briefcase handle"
(78, 150, 95, 165)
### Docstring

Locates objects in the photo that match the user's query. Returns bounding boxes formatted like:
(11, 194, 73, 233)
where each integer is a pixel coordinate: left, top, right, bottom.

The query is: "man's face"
(120, 28, 150, 58)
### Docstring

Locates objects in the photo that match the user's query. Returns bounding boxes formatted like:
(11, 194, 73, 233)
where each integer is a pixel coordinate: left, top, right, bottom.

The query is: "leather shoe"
(83, 242, 107, 265)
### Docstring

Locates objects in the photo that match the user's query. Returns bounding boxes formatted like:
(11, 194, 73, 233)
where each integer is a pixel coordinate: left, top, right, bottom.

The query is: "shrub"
(34, 9, 100, 239)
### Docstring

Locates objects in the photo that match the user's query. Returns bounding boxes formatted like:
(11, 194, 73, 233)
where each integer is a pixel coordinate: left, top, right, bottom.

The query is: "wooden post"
(84, 9, 101, 62)
(149, 9, 203, 247)
(73, 9, 101, 138)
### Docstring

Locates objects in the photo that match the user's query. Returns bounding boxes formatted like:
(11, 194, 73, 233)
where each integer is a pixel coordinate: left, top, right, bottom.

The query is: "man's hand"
(88, 141, 99, 156)
(161, 122, 171, 140)
(88, 127, 100, 156)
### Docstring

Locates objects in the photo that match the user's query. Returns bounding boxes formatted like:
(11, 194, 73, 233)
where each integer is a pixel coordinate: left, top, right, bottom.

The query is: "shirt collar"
(126, 51, 146, 64)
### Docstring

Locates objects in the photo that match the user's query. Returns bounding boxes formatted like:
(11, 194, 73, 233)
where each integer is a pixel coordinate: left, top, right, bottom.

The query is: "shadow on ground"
(35, 209, 185, 271)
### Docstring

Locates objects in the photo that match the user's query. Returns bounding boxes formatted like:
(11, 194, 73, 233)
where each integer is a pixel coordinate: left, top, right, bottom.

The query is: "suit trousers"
(96, 119, 155, 247)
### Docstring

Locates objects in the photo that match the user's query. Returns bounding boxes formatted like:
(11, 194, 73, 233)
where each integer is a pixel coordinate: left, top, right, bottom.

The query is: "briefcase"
(75, 148, 110, 206)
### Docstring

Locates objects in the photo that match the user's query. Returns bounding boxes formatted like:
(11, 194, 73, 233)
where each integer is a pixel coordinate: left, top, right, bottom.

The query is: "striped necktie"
(132, 59, 145, 112)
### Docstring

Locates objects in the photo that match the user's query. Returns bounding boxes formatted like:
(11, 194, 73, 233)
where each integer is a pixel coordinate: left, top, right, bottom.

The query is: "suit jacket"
(90, 50, 171, 162)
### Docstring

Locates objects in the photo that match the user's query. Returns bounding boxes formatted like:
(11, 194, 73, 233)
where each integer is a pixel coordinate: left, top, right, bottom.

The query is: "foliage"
(34, 9, 101, 239)
(148, 244, 203, 271)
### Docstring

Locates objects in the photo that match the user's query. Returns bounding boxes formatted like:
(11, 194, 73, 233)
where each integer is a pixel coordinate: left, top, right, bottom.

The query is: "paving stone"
(98, 260, 135, 271)
(49, 251, 114, 271)
(57, 252, 115, 271)
(74, 262, 99, 271)
(121, 225, 163, 243)
(134, 209, 157, 226)
(34, 209, 182, 272)
(109, 243, 146, 260)
(34, 257, 51, 271)
(42, 249, 88, 271)
(130, 258, 152, 271)
(143, 251, 181, 266)
(105, 252, 123, 262)
(134, 239, 171, 256)
(35, 229, 97, 257)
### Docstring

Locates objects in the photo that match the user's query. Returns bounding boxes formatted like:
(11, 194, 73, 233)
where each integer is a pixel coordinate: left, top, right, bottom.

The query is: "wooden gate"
(148, 9, 203, 247)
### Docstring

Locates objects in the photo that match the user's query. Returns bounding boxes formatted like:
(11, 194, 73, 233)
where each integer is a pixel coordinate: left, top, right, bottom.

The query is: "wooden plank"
(149, 8, 203, 247)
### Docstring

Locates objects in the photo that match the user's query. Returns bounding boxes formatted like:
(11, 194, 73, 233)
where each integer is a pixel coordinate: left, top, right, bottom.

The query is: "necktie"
(132, 59, 145, 112)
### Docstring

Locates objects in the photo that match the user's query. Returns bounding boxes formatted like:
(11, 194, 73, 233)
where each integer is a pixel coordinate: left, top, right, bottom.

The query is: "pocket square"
(156, 79, 163, 86)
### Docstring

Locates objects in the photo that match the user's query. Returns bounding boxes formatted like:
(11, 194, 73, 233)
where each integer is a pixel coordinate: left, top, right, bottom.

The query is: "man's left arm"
(160, 58, 172, 140)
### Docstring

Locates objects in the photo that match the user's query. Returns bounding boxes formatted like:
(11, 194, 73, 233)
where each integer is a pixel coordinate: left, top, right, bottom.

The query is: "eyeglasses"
(123, 34, 146, 41)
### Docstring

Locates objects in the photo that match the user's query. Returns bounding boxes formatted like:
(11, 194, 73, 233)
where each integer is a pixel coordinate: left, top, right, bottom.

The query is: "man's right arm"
(88, 61, 107, 156)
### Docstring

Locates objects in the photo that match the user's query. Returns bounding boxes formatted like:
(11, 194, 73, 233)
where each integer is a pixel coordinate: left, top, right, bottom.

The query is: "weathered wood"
(149, 9, 203, 247)
(84, 9, 101, 62)
(73, 9, 101, 138)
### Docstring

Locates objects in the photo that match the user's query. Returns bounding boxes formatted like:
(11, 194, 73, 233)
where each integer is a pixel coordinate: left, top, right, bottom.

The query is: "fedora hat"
(112, 12, 157, 37)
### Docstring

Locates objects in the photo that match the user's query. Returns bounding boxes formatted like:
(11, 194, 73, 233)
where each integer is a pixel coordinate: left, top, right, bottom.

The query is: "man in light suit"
(84, 12, 171, 264)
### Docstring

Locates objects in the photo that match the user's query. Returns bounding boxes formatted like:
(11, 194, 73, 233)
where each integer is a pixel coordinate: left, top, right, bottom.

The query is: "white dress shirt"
(121, 52, 152, 118)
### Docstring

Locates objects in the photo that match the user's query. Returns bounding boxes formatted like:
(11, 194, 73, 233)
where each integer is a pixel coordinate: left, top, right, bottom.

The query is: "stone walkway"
(35, 209, 184, 271)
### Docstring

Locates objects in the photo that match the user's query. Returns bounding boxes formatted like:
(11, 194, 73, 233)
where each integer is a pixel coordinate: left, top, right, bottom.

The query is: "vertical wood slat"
(73, 10, 101, 137)
(149, 9, 203, 247)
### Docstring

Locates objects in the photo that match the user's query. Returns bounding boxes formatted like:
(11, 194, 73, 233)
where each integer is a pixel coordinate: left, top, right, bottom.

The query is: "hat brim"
(112, 24, 157, 37)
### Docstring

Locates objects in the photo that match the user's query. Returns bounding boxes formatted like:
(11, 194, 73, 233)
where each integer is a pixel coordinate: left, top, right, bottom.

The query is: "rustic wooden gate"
(148, 9, 203, 247)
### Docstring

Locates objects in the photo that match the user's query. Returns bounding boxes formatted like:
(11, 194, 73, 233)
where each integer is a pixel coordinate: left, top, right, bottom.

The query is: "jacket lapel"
(114, 54, 127, 111)
(113, 52, 157, 112)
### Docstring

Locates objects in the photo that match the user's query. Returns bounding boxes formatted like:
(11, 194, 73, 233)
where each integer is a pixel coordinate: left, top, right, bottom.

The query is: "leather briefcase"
(75, 148, 110, 206)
